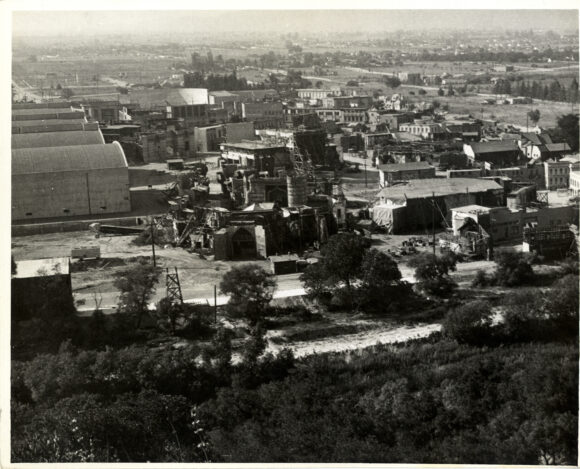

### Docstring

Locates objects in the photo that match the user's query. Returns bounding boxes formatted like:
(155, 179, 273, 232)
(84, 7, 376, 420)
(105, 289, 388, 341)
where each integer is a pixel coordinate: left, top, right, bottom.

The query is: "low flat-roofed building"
(452, 203, 578, 243)
(399, 121, 446, 140)
(12, 257, 74, 321)
(221, 141, 290, 170)
(378, 162, 436, 187)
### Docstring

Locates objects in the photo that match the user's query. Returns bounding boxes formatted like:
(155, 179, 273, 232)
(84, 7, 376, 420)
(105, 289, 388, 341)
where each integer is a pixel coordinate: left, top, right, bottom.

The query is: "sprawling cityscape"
(8, 8, 580, 465)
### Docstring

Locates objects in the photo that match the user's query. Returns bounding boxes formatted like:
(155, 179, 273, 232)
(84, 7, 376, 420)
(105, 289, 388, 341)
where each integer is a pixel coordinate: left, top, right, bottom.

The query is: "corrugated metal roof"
(12, 130, 105, 149)
(12, 142, 128, 174)
(377, 178, 503, 201)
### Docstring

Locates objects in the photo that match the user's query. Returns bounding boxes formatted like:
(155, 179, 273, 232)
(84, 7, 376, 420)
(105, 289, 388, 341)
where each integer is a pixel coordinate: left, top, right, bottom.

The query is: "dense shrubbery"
(196, 340, 578, 464)
(471, 252, 536, 288)
(11, 330, 296, 463)
(300, 234, 414, 313)
(11, 236, 579, 463)
(449, 271, 578, 345)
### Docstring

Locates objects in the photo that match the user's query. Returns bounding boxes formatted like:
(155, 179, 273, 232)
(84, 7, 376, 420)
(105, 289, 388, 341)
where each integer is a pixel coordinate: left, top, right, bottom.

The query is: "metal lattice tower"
(290, 138, 315, 180)
(166, 267, 183, 304)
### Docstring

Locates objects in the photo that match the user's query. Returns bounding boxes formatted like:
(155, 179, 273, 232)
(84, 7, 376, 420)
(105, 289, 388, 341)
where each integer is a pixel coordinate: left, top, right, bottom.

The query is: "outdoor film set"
(6, 5, 580, 466)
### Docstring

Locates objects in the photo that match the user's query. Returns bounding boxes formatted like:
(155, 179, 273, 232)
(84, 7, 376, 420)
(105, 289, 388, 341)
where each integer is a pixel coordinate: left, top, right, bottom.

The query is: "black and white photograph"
(4, 2, 580, 466)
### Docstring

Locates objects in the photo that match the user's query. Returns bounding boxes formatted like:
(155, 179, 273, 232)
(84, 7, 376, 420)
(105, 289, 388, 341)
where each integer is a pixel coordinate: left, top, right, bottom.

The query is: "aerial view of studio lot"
(9, 9, 580, 465)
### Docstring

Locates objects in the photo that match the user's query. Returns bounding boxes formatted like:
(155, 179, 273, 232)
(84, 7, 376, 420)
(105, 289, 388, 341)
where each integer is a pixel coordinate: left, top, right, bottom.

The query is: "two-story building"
(399, 120, 446, 141)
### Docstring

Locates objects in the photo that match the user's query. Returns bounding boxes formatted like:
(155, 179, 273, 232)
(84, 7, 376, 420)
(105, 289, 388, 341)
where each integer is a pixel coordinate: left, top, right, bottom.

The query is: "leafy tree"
(471, 269, 490, 287)
(242, 323, 267, 365)
(418, 88, 427, 95)
(203, 327, 234, 372)
(527, 109, 541, 125)
(358, 249, 405, 311)
(408, 253, 457, 297)
(553, 114, 579, 152)
(220, 265, 276, 325)
(299, 262, 330, 301)
(443, 300, 494, 345)
(154, 297, 186, 335)
(437, 88, 445, 96)
(501, 289, 544, 342)
(319, 233, 369, 305)
(114, 260, 160, 328)
(544, 274, 579, 339)
(346, 80, 359, 87)
(384, 76, 401, 89)
(492, 252, 534, 287)
(360, 249, 402, 289)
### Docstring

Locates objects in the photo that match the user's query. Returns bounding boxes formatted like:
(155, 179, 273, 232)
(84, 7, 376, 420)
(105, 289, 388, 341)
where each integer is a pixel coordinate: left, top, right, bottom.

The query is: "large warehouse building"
(373, 178, 504, 233)
(12, 141, 131, 221)
(12, 130, 105, 149)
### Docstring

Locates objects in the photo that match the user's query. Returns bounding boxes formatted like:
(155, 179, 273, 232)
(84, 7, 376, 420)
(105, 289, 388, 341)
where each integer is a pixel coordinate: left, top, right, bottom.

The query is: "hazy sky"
(12, 10, 579, 37)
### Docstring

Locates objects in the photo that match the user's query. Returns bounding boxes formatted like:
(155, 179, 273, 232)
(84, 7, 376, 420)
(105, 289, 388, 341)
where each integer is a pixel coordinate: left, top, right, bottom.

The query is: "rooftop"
(209, 91, 238, 97)
(377, 178, 503, 201)
(12, 142, 128, 174)
(129, 88, 209, 108)
(468, 141, 519, 154)
(13, 257, 70, 279)
(12, 130, 105, 149)
(12, 107, 74, 116)
(561, 154, 580, 163)
(12, 118, 88, 128)
(545, 143, 572, 153)
(378, 162, 434, 172)
(222, 141, 286, 151)
(451, 204, 492, 214)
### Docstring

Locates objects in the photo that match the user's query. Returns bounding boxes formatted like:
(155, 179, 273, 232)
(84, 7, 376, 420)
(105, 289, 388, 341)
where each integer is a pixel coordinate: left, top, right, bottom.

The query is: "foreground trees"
(408, 253, 457, 297)
(300, 233, 405, 312)
(114, 260, 160, 328)
(220, 264, 277, 325)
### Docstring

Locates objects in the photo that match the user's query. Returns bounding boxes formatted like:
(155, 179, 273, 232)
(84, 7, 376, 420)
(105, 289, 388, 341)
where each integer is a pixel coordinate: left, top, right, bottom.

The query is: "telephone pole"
(150, 218, 157, 267)
(432, 192, 436, 256)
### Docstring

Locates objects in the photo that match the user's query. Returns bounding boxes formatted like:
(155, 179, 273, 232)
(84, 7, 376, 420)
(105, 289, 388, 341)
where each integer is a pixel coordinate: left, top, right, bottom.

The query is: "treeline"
(183, 71, 264, 91)
(493, 77, 580, 103)
(414, 49, 579, 63)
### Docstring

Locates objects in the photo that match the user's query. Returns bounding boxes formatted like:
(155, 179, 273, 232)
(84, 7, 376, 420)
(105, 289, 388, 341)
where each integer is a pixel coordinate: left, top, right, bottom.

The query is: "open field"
(12, 54, 179, 88)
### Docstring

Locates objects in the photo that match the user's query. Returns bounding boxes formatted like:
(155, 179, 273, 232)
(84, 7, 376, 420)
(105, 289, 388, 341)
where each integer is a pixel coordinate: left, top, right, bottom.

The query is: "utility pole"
(364, 158, 368, 188)
(150, 218, 157, 267)
(432, 192, 436, 256)
(214, 285, 217, 324)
